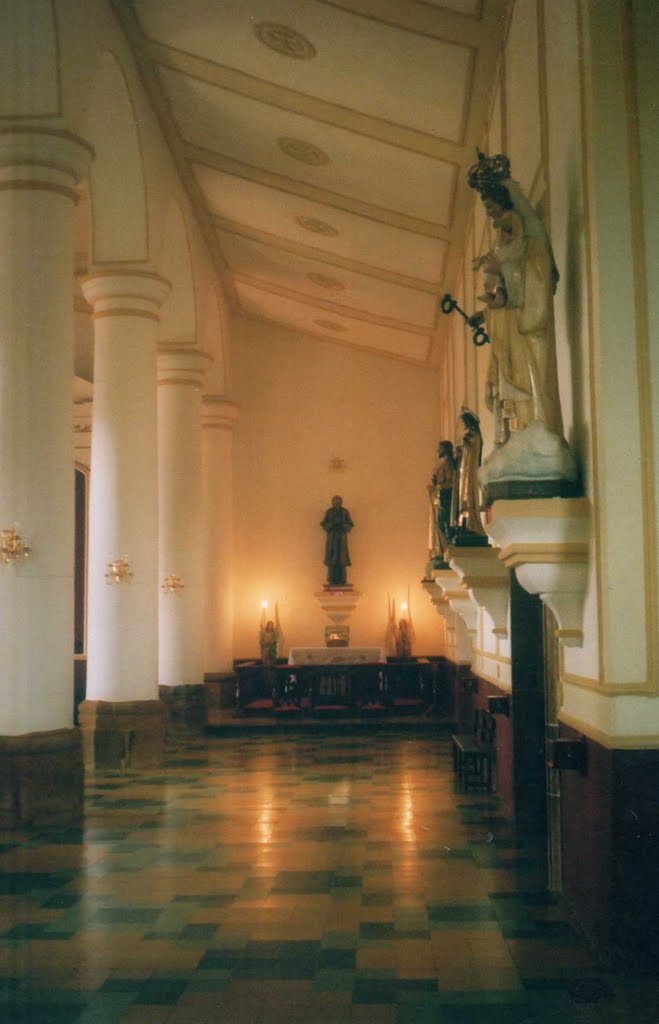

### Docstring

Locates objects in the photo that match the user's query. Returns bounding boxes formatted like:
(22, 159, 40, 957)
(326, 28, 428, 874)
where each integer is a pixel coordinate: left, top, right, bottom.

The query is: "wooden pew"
(451, 709, 496, 791)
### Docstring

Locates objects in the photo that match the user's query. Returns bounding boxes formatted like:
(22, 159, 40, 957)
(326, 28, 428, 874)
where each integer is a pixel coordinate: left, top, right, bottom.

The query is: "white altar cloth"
(288, 646, 385, 666)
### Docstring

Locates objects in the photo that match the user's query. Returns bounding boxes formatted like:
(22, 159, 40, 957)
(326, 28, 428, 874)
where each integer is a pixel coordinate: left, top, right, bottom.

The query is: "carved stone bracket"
(434, 567, 479, 635)
(422, 576, 472, 663)
(484, 498, 590, 646)
(447, 545, 510, 637)
(422, 579, 448, 619)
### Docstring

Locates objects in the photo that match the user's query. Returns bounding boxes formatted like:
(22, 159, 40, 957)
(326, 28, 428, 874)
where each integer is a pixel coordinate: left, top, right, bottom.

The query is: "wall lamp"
(162, 573, 185, 594)
(105, 558, 133, 584)
(1, 528, 31, 564)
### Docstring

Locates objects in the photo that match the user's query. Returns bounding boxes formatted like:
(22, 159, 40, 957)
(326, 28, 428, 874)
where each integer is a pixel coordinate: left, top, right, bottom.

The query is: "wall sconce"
(105, 558, 133, 584)
(162, 573, 185, 594)
(1, 528, 31, 564)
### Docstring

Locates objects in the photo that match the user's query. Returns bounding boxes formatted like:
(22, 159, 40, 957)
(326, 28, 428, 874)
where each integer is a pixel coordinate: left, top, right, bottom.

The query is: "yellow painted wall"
(230, 313, 444, 659)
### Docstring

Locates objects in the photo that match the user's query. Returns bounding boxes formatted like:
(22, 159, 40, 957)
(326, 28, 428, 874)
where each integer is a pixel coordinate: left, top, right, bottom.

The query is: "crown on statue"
(467, 150, 511, 195)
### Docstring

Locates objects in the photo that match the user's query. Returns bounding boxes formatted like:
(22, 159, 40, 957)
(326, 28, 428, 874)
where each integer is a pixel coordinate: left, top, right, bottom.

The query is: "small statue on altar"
(259, 606, 282, 667)
(395, 618, 413, 660)
(321, 495, 354, 587)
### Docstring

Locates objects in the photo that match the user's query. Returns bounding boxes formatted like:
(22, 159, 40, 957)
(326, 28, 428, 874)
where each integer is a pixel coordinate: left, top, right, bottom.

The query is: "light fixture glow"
(0, 528, 30, 564)
(162, 573, 185, 594)
(105, 558, 133, 584)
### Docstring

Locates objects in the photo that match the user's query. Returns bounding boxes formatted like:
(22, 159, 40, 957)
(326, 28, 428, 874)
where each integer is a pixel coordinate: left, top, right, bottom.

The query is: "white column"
(0, 128, 92, 735)
(202, 395, 239, 673)
(157, 346, 211, 686)
(82, 269, 170, 703)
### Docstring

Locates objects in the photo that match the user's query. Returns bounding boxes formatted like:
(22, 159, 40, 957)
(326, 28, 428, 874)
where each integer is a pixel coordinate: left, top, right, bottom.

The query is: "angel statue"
(395, 616, 414, 660)
(259, 604, 282, 667)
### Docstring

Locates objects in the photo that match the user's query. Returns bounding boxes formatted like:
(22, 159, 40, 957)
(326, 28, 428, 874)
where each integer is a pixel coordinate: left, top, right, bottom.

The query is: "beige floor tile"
(356, 946, 397, 970)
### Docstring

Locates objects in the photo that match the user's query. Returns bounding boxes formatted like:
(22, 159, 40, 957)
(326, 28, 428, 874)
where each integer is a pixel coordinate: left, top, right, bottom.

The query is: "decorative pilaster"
(80, 267, 169, 768)
(202, 395, 239, 674)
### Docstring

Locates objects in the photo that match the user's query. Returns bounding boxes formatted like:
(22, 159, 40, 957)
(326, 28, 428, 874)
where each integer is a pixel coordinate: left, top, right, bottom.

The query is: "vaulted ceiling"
(115, 0, 512, 365)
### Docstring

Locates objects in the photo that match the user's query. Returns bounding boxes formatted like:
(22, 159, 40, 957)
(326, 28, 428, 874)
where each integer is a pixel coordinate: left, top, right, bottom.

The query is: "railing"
(234, 659, 439, 716)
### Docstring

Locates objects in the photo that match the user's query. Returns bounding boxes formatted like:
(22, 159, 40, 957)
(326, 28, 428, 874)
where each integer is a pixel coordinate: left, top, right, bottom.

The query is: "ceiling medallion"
(278, 137, 330, 166)
(314, 319, 347, 332)
(296, 215, 339, 237)
(254, 22, 317, 60)
(307, 272, 345, 292)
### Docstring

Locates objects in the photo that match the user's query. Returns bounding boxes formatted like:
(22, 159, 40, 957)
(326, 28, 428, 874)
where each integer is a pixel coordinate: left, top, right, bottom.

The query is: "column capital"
(0, 126, 93, 200)
(202, 395, 239, 430)
(80, 266, 171, 322)
(157, 346, 212, 389)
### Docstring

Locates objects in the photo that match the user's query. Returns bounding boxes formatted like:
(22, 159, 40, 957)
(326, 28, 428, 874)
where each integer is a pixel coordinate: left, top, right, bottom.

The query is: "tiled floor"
(0, 732, 656, 1023)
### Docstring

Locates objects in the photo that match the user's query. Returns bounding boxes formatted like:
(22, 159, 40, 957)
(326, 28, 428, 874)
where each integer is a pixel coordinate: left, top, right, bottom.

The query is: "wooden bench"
(451, 709, 496, 791)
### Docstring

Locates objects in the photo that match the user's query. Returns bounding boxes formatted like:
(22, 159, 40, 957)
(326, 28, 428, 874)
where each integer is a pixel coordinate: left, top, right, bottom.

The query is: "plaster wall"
(504, 0, 542, 195)
(231, 314, 443, 659)
(471, 607, 512, 693)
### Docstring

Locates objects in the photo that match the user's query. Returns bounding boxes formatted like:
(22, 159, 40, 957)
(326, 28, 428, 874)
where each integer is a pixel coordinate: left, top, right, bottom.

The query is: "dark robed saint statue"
(321, 495, 354, 587)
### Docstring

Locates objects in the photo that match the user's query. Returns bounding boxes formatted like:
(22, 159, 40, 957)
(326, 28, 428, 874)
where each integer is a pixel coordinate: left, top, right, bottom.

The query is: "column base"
(204, 672, 238, 712)
(0, 728, 83, 829)
(159, 684, 207, 738)
(78, 700, 165, 770)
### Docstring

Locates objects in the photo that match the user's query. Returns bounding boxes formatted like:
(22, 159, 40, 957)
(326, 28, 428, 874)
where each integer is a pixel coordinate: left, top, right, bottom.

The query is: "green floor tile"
(2, 733, 653, 1023)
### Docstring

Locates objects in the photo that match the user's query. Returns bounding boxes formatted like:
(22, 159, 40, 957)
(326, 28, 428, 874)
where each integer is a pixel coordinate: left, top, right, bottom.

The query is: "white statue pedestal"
(314, 587, 361, 625)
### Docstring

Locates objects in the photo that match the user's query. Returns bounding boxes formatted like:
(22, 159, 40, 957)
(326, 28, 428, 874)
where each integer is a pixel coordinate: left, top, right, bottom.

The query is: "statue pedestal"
(447, 544, 510, 638)
(479, 421, 579, 506)
(314, 587, 361, 626)
(434, 567, 479, 636)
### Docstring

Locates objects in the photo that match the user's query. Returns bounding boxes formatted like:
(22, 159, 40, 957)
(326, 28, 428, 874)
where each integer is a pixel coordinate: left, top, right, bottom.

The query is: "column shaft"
(82, 270, 169, 704)
(158, 347, 211, 687)
(0, 129, 91, 736)
(202, 396, 238, 673)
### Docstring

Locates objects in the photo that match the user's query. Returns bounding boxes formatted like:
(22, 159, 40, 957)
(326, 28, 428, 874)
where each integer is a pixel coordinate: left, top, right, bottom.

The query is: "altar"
(288, 646, 385, 666)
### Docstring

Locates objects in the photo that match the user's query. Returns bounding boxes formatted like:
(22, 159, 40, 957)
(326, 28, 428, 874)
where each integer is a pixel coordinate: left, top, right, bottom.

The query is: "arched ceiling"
(114, 0, 512, 366)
